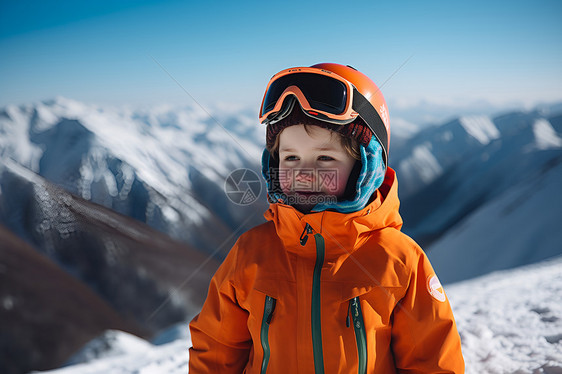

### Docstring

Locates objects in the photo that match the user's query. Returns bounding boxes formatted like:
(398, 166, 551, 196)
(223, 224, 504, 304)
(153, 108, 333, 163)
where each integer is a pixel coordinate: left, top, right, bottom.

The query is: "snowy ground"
(447, 257, 562, 374)
(36, 257, 562, 374)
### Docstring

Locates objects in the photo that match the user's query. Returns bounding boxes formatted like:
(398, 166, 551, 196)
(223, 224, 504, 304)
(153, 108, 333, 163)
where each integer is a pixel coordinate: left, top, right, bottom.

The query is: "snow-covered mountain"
(0, 97, 268, 256)
(392, 105, 562, 283)
(427, 154, 562, 283)
(393, 108, 562, 201)
(34, 257, 562, 374)
(0, 163, 220, 374)
(0, 97, 264, 374)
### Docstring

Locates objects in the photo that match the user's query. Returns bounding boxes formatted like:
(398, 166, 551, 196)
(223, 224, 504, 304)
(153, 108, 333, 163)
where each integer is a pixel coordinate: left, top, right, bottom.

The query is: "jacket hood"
(264, 167, 403, 258)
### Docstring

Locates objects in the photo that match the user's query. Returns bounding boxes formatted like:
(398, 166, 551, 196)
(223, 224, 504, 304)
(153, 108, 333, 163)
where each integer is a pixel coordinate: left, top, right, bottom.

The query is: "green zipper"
(311, 227, 326, 374)
(301, 223, 326, 373)
(260, 295, 276, 374)
(348, 297, 367, 374)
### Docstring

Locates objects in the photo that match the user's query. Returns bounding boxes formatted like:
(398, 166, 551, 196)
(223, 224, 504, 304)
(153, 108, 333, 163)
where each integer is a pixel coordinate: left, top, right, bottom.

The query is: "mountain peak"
(39, 96, 91, 115)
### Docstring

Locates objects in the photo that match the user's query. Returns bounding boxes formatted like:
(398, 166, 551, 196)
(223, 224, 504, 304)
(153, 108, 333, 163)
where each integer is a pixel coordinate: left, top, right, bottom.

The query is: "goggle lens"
(262, 73, 348, 117)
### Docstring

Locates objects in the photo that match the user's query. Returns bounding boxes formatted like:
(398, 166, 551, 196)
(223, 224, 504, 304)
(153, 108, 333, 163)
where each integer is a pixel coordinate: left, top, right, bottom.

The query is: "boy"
(189, 63, 464, 373)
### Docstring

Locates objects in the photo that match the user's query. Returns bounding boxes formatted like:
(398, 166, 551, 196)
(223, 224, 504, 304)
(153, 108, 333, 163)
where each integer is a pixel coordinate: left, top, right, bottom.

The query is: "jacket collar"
(264, 168, 403, 258)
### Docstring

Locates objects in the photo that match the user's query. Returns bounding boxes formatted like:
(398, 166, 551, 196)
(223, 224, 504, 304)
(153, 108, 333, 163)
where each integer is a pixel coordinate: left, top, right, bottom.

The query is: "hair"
(267, 124, 361, 161)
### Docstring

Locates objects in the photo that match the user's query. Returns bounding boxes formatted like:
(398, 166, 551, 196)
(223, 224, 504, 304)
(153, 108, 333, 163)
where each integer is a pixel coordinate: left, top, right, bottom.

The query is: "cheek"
(330, 165, 354, 196)
(337, 171, 349, 192)
(334, 169, 350, 195)
(278, 165, 293, 193)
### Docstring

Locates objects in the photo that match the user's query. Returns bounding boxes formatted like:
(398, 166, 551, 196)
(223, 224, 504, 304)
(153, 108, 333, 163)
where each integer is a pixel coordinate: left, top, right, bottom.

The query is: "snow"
(459, 115, 500, 145)
(34, 257, 562, 374)
(0, 96, 262, 199)
(533, 119, 562, 150)
(64, 330, 153, 366)
(38, 339, 189, 374)
(0, 105, 43, 171)
(447, 257, 562, 374)
(398, 142, 443, 184)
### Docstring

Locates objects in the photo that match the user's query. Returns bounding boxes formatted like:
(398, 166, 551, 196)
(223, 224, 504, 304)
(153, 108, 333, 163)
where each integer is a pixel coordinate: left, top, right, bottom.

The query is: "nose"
(295, 169, 314, 182)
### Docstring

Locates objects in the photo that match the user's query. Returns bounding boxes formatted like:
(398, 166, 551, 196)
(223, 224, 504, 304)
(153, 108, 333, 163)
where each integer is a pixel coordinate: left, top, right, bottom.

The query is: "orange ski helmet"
(260, 63, 390, 165)
(311, 63, 390, 156)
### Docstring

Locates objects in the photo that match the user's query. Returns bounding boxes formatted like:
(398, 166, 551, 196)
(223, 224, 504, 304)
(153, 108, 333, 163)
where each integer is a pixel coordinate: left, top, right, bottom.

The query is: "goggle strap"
(352, 88, 389, 164)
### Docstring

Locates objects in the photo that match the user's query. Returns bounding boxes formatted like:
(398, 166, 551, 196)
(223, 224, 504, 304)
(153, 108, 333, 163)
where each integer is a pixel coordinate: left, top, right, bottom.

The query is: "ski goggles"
(259, 67, 383, 127)
(259, 67, 359, 125)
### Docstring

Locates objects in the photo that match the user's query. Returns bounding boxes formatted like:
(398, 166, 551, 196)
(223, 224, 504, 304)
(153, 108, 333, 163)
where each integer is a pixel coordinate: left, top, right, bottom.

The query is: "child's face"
(278, 124, 357, 212)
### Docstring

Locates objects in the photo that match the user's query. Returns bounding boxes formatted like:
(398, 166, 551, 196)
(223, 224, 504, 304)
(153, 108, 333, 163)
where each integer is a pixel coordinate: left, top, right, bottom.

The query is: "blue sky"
(1, 0, 561, 119)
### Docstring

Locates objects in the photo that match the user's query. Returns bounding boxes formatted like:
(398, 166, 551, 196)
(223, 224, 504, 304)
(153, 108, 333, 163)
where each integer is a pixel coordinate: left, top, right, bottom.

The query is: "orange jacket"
(189, 168, 464, 373)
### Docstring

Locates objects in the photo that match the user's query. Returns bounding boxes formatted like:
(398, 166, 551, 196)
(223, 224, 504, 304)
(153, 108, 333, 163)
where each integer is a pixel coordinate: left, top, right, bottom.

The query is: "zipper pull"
(300, 223, 313, 246)
(265, 296, 276, 324)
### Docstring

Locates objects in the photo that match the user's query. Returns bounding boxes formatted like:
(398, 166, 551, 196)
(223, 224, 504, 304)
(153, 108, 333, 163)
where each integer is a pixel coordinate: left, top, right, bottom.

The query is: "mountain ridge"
(0, 97, 267, 256)
(0, 159, 220, 374)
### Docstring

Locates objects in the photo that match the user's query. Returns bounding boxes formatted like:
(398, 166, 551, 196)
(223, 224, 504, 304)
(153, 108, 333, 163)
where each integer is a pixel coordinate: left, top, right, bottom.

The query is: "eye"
(284, 155, 299, 161)
(318, 155, 335, 161)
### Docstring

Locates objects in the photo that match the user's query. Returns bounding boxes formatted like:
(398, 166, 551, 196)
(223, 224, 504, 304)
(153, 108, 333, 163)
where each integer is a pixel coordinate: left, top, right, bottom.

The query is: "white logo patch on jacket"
(427, 274, 446, 302)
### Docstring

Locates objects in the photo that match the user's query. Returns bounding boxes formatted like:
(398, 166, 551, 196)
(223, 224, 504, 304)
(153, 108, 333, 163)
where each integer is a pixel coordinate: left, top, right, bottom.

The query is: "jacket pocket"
(347, 297, 367, 374)
(260, 295, 276, 374)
